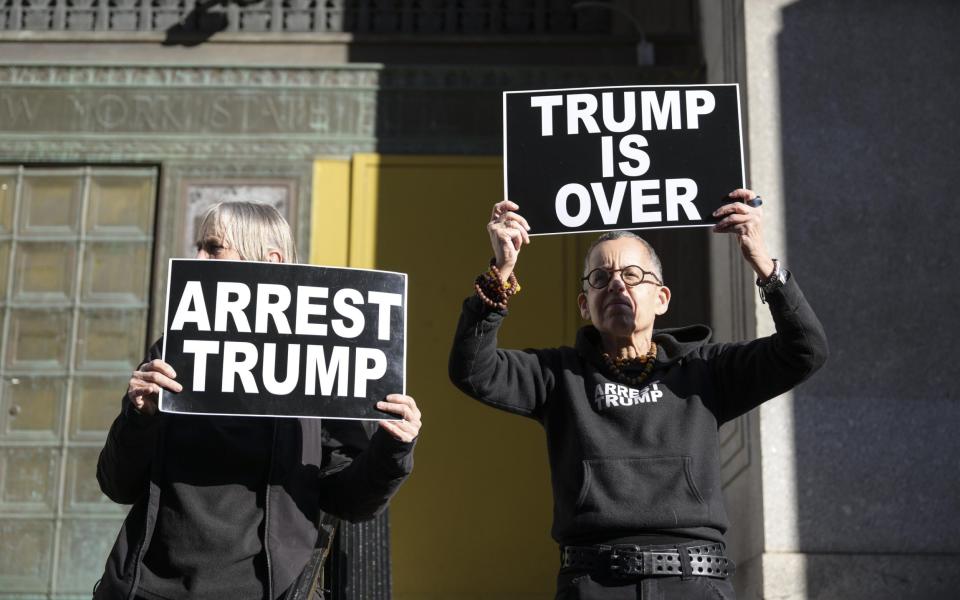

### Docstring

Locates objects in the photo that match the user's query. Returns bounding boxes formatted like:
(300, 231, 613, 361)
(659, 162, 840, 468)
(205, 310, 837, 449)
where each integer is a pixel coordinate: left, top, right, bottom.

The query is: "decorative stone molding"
(0, 63, 686, 89)
(0, 64, 382, 88)
(0, 64, 694, 160)
(0, 0, 610, 35)
(0, 136, 374, 161)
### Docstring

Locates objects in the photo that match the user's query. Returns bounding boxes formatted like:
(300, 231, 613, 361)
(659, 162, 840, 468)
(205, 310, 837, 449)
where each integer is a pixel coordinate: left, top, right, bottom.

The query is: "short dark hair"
(581, 231, 663, 291)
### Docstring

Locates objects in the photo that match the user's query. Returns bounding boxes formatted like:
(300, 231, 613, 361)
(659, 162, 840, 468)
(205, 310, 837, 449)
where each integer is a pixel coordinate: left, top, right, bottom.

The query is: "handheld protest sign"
(503, 83, 745, 236)
(160, 259, 407, 420)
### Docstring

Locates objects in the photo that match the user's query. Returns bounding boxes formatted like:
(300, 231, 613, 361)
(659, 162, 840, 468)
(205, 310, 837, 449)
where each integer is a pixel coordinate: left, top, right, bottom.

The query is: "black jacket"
(95, 340, 415, 600)
(449, 276, 827, 545)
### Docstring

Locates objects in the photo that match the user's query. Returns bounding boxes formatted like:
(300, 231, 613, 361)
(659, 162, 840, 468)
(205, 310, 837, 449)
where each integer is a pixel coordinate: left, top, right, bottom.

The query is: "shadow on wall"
(160, 2, 613, 50)
(779, 0, 960, 597)
(163, 0, 264, 46)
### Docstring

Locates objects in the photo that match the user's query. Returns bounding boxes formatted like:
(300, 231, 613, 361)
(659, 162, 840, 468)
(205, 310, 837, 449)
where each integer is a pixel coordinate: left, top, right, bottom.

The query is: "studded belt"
(561, 543, 735, 579)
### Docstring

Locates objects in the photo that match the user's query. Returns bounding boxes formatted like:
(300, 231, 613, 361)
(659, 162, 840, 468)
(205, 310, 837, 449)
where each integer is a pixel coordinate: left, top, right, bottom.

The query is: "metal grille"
(327, 512, 392, 600)
(0, 165, 157, 599)
(0, 0, 610, 34)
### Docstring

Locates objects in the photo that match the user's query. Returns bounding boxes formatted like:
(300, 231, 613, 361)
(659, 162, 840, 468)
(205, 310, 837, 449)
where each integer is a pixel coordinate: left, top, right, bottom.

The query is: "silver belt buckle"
(608, 544, 644, 578)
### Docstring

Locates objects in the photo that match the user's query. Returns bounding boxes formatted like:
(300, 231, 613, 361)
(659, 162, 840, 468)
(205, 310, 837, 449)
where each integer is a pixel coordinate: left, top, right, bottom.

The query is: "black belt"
(561, 543, 734, 580)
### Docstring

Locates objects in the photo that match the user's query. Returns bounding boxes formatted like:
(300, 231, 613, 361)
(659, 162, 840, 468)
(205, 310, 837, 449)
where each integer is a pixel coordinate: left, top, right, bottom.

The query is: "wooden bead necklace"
(601, 342, 658, 387)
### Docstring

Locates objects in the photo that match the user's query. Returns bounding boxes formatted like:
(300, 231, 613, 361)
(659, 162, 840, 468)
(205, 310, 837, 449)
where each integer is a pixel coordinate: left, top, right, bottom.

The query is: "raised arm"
(448, 201, 557, 420)
(707, 275, 828, 422)
(708, 190, 828, 421)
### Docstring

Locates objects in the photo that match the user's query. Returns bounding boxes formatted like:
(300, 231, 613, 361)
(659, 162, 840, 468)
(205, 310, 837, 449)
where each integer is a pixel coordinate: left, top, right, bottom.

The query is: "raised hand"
(712, 188, 775, 279)
(486, 200, 531, 281)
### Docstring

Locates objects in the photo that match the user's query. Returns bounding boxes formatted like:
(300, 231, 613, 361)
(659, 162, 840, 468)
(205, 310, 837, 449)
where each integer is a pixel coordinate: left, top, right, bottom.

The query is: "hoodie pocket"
(574, 456, 707, 528)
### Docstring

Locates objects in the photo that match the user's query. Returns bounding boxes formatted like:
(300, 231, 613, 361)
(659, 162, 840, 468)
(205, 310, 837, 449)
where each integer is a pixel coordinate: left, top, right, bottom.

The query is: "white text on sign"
(170, 281, 403, 399)
(529, 89, 716, 227)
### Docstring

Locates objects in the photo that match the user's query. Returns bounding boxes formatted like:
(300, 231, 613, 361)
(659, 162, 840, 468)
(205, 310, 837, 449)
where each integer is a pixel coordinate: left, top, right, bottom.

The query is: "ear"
(655, 285, 671, 316)
(266, 249, 284, 263)
(578, 291, 590, 320)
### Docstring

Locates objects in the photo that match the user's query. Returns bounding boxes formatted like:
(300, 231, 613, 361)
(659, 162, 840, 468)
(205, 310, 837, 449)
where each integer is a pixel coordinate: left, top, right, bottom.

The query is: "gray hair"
(196, 201, 298, 264)
(581, 230, 663, 291)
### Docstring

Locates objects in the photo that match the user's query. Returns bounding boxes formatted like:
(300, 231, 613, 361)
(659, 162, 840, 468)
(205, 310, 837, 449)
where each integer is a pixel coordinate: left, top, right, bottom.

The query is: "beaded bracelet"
(474, 271, 510, 310)
(474, 260, 521, 310)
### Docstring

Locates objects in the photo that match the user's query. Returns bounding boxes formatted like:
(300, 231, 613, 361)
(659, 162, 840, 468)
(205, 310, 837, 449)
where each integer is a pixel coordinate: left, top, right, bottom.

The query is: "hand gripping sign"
(503, 83, 745, 235)
(160, 260, 407, 420)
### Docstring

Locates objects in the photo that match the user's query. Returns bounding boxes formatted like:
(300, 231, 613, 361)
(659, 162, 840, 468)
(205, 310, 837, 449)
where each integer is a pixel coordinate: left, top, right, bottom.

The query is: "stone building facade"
(0, 1, 957, 599)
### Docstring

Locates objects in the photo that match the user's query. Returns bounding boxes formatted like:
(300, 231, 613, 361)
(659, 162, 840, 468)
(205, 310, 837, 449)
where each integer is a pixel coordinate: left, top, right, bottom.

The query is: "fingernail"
(170, 371, 177, 378)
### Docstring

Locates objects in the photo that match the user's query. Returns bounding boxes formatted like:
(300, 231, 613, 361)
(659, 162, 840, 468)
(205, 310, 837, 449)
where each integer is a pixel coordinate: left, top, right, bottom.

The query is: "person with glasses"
(448, 189, 827, 599)
(94, 202, 421, 600)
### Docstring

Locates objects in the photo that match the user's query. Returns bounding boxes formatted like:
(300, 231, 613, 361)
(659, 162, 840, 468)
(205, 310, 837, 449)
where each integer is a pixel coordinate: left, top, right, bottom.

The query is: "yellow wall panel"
(310, 159, 351, 267)
(349, 154, 382, 270)
(373, 156, 580, 599)
(311, 154, 596, 598)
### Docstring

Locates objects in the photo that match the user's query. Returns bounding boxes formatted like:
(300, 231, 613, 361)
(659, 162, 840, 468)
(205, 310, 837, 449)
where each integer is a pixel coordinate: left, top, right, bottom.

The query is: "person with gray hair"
(449, 189, 827, 599)
(95, 202, 421, 600)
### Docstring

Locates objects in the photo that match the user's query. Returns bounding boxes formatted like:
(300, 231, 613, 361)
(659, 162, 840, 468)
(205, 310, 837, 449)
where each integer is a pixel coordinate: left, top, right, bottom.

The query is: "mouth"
(604, 297, 633, 311)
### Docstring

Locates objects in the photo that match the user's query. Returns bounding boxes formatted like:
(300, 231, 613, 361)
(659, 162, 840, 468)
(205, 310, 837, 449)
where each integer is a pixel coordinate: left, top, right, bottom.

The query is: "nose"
(606, 272, 627, 292)
(196, 249, 209, 259)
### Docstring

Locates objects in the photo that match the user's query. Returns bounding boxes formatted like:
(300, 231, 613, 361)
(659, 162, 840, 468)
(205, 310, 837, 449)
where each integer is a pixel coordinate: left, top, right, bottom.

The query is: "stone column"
(702, 1, 960, 598)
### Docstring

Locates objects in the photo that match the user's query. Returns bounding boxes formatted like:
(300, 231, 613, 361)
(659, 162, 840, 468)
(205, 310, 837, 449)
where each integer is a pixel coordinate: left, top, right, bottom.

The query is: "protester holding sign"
(95, 202, 421, 600)
(448, 190, 826, 599)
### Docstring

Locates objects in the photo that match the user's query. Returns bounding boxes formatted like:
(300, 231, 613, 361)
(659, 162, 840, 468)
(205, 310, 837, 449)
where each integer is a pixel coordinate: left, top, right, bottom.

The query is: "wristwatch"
(756, 258, 787, 303)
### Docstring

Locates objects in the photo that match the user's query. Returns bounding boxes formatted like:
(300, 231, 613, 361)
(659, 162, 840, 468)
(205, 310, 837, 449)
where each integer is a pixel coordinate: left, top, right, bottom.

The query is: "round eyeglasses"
(581, 265, 663, 289)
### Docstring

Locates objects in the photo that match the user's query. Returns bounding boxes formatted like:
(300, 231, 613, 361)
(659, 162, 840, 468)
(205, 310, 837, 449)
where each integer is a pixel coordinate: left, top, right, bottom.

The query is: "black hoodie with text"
(448, 275, 827, 546)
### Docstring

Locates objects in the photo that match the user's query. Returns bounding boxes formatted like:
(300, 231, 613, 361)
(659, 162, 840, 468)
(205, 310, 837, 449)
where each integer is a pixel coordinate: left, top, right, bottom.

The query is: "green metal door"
(0, 166, 157, 599)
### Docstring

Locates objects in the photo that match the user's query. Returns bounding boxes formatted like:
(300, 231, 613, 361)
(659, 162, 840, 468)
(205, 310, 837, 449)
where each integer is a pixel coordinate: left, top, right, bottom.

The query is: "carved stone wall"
(0, 0, 614, 34)
(0, 63, 695, 159)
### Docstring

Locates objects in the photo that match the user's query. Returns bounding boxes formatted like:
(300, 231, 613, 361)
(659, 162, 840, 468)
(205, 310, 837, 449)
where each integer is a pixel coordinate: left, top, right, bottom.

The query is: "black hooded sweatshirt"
(95, 340, 415, 600)
(449, 275, 827, 546)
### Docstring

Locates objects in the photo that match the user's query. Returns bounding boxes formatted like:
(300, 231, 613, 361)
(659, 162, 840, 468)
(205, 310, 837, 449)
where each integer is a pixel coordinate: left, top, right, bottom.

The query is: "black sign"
(160, 260, 407, 420)
(504, 84, 744, 235)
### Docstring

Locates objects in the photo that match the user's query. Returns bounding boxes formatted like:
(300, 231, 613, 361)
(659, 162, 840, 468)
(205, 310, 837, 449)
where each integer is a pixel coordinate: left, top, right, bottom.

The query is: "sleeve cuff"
(464, 294, 509, 321)
(122, 397, 161, 430)
(764, 271, 801, 307)
(368, 428, 416, 476)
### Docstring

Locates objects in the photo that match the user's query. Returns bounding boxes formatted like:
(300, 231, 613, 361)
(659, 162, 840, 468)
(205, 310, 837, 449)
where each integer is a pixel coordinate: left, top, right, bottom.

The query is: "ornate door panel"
(0, 166, 157, 598)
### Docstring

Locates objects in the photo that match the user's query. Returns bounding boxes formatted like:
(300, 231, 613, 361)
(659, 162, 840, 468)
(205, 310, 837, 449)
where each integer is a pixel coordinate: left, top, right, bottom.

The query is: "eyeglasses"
(581, 265, 663, 289)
